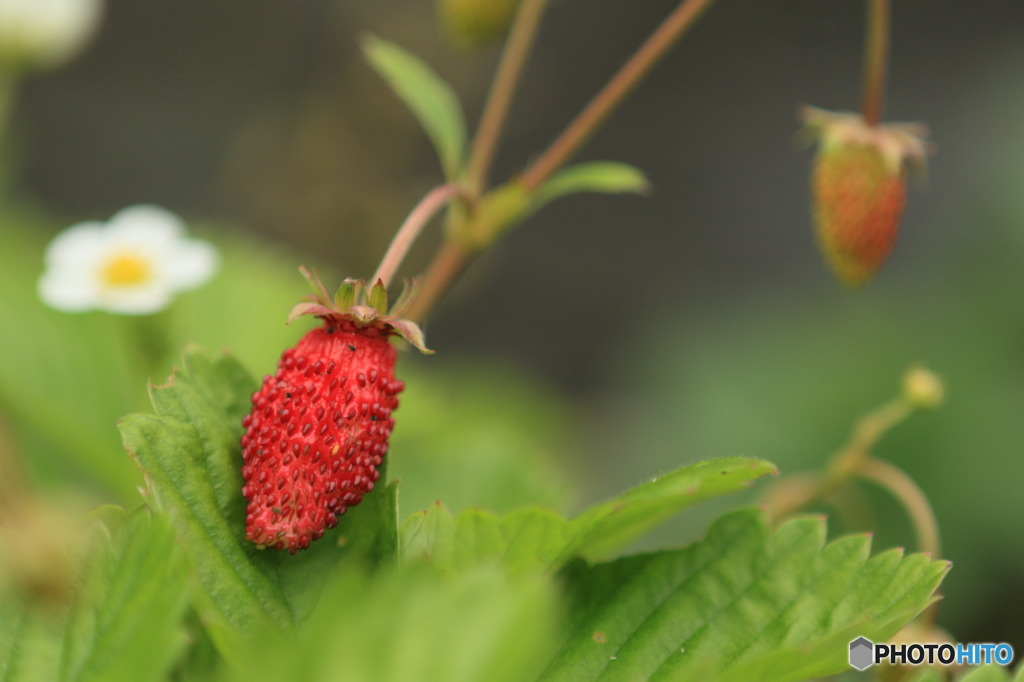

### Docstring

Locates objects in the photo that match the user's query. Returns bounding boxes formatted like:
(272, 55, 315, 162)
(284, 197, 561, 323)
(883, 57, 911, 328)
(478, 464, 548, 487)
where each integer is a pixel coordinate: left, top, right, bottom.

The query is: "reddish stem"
(861, 0, 890, 127)
(521, 0, 717, 190)
(371, 184, 461, 289)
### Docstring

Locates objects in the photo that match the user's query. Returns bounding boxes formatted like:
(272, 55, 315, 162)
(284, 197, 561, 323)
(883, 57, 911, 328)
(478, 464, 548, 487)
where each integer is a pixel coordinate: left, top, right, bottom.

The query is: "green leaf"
(397, 502, 457, 571)
(538, 509, 950, 682)
(532, 162, 650, 211)
(401, 504, 573, 574)
(567, 456, 778, 560)
(958, 666, 1015, 682)
(456, 507, 574, 573)
(58, 509, 187, 682)
(906, 671, 946, 682)
(362, 35, 467, 179)
(223, 564, 561, 682)
(461, 163, 649, 245)
(0, 222, 145, 501)
(390, 362, 576, 515)
(0, 601, 60, 682)
(118, 362, 292, 649)
(0, 508, 187, 682)
(400, 458, 777, 572)
(334, 479, 399, 570)
(118, 348, 399, 659)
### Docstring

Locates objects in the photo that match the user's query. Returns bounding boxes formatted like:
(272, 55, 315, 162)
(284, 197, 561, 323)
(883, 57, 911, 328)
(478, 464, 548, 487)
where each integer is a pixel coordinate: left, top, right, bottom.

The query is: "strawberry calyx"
(290, 266, 432, 354)
(799, 105, 931, 178)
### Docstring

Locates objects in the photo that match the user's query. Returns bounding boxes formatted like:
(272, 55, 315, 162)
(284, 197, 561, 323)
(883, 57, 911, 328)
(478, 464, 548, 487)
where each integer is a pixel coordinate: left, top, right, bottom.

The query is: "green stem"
(763, 397, 912, 524)
(371, 184, 462, 289)
(857, 455, 942, 628)
(825, 397, 910, 486)
(521, 0, 718, 191)
(861, 0, 890, 127)
(115, 312, 173, 390)
(857, 457, 940, 558)
(465, 0, 550, 196)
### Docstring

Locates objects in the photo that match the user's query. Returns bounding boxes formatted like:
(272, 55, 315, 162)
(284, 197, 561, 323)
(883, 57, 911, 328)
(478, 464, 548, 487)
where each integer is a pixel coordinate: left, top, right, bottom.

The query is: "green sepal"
(389, 319, 433, 354)
(291, 269, 432, 354)
(334, 278, 360, 310)
(389, 279, 419, 318)
(367, 279, 389, 313)
(298, 266, 331, 304)
(286, 302, 334, 324)
(347, 305, 379, 325)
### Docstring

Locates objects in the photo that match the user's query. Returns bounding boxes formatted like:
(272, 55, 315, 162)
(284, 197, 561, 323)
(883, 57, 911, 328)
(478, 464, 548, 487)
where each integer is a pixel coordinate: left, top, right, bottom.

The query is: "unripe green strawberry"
(242, 270, 429, 553)
(439, 0, 521, 49)
(801, 106, 930, 287)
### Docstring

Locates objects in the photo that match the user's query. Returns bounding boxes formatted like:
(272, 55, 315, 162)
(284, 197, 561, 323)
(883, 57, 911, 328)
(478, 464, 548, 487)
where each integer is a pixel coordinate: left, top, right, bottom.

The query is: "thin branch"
(410, 0, 719, 324)
(403, 240, 473, 323)
(858, 456, 940, 558)
(762, 397, 912, 524)
(521, 0, 717, 190)
(466, 0, 550, 196)
(371, 184, 462, 289)
(827, 398, 911, 485)
(861, 0, 890, 126)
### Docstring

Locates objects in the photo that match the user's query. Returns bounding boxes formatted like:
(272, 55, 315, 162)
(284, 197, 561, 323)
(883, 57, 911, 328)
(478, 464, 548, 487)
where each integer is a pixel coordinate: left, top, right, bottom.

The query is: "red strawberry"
(241, 270, 429, 553)
(800, 106, 930, 287)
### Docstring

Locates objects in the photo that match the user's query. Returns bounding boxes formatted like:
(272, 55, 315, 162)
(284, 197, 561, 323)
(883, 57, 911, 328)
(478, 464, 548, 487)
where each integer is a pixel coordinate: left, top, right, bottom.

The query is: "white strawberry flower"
(38, 205, 218, 315)
(0, 0, 103, 69)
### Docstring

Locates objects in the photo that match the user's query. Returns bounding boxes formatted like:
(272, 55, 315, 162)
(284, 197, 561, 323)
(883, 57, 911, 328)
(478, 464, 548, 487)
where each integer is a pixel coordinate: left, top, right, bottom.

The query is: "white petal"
(99, 283, 173, 315)
(163, 238, 219, 291)
(38, 204, 217, 316)
(44, 221, 106, 268)
(0, 0, 102, 68)
(106, 205, 186, 249)
(38, 270, 100, 312)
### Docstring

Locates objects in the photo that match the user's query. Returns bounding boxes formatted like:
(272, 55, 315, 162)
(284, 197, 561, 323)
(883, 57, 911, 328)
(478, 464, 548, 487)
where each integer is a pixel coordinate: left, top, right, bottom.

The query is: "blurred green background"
(1, 0, 1022, 655)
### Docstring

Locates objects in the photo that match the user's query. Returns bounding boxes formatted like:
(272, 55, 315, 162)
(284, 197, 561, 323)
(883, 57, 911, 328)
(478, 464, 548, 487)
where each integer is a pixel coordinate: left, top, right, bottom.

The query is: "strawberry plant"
(2, 1, 1020, 681)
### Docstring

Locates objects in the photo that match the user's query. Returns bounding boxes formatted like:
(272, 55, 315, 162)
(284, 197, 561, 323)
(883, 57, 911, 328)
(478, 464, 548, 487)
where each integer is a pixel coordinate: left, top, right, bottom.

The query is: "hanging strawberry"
(241, 269, 429, 553)
(800, 107, 929, 287)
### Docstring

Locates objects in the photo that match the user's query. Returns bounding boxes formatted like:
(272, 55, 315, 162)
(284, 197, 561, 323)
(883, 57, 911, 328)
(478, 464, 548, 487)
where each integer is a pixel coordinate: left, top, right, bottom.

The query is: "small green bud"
(902, 365, 944, 409)
(438, 0, 521, 49)
(0, 0, 104, 71)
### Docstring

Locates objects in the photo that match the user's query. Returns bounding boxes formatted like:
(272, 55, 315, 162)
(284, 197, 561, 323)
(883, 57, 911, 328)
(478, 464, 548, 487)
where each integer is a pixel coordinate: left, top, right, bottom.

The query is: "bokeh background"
(2, 0, 1022, 653)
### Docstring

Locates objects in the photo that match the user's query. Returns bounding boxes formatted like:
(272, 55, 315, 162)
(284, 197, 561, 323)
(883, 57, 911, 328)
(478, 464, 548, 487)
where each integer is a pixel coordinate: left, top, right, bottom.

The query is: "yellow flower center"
(100, 252, 152, 287)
